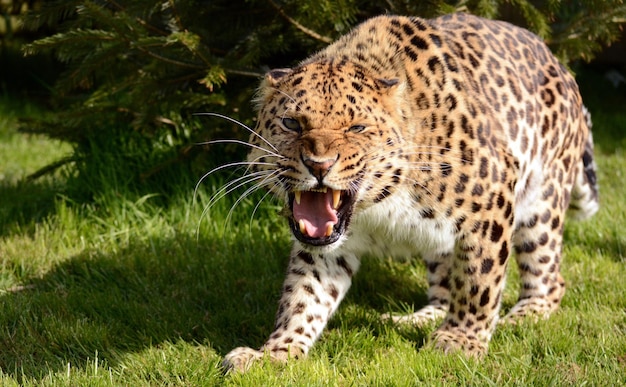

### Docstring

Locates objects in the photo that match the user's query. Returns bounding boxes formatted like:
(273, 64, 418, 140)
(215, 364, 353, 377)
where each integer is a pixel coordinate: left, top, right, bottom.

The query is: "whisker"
(249, 190, 275, 232)
(197, 171, 270, 231)
(272, 88, 298, 105)
(206, 171, 274, 210)
(271, 88, 306, 122)
(224, 170, 283, 228)
(196, 171, 277, 240)
(198, 139, 285, 160)
(193, 161, 277, 203)
(194, 112, 279, 153)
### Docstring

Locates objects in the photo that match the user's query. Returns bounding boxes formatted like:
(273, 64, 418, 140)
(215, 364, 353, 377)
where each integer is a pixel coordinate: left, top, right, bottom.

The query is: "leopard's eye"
(348, 124, 367, 133)
(281, 117, 302, 132)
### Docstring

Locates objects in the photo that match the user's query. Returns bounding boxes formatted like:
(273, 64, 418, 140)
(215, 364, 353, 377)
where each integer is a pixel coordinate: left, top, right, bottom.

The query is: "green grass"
(1, 68, 626, 385)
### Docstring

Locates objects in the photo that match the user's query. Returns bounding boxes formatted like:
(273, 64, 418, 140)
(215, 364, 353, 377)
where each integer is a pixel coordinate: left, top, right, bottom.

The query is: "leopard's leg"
(223, 247, 359, 373)
(505, 181, 568, 321)
(431, 216, 514, 357)
(384, 252, 451, 325)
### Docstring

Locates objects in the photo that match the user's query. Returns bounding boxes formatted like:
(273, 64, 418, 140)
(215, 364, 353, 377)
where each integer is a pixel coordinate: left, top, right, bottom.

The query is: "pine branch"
(225, 69, 264, 78)
(136, 46, 205, 69)
(266, 0, 333, 43)
(107, 0, 169, 37)
(26, 156, 82, 181)
(508, 0, 551, 39)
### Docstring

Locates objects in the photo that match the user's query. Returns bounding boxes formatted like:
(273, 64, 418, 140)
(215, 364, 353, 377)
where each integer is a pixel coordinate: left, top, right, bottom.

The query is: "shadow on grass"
(576, 66, 626, 154)
(0, 233, 281, 381)
(0, 178, 61, 237)
(0, 227, 435, 382)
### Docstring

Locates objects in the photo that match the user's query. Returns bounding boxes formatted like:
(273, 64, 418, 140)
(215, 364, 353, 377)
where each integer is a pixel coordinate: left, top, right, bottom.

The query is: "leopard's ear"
(266, 68, 293, 86)
(376, 78, 400, 88)
(255, 68, 294, 109)
(376, 77, 408, 116)
(376, 78, 405, 101)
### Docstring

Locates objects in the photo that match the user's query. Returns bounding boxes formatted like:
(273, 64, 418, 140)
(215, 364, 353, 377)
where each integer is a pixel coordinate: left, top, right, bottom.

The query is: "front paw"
(222, 347, 265, 373)
(382, 305, 447, 326)
(430, 327, 488, 358)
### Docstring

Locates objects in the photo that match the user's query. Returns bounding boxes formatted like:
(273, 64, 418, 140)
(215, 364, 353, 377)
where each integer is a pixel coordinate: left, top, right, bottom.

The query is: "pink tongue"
(293, 190, 338, 238)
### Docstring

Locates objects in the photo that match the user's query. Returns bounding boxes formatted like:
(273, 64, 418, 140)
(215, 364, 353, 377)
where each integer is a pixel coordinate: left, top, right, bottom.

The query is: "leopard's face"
(248, 61, 412, 249)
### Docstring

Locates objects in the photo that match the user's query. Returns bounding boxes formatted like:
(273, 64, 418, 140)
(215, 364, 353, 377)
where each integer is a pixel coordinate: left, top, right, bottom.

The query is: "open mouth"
(287, 187, 356, 246)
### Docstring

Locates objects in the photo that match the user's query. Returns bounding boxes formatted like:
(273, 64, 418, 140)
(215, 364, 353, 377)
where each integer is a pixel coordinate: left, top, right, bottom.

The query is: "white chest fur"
(339, 191, 457, 260)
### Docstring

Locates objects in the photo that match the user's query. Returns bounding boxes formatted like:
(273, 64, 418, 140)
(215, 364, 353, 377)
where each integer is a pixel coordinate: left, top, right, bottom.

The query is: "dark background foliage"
(2, 0, 625, 181)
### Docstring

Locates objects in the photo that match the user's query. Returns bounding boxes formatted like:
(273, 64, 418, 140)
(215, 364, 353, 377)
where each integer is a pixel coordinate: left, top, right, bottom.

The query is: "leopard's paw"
(383, 305, 447, 326)
(430, 327, 488, 358)
(222, 347, 265, 373)
(501, 297, 559, 325)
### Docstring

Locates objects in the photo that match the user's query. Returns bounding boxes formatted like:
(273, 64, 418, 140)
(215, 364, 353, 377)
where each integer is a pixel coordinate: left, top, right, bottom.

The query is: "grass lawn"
(1, 67, 625, 386)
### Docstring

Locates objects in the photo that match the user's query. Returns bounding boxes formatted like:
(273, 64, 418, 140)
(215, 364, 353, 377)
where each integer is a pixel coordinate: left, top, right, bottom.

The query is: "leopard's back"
(309, 13, 598, 223)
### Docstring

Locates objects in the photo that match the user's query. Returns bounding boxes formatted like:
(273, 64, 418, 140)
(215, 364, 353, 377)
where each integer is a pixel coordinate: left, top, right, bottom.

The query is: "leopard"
(220, 12, 599, 373)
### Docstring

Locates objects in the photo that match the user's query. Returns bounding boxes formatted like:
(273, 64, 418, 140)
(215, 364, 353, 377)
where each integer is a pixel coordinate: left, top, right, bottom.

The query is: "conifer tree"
(18, 0, 626, 173)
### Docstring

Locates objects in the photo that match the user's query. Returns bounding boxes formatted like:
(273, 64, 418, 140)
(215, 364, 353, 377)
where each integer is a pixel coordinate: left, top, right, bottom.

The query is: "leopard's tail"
(568, 106, 599, 220)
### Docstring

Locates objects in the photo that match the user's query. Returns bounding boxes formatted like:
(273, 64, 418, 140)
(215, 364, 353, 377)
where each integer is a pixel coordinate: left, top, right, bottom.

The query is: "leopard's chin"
(287, 188, 356, 247)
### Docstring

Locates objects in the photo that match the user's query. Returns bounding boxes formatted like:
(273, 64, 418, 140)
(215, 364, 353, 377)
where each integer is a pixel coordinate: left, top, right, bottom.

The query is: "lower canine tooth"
(299, 219, 306, 235)
(325, 224, 333, 237)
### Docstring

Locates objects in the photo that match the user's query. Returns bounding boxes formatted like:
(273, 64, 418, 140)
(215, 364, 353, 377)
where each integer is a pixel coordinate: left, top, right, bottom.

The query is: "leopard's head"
(248, 61, 412, 249)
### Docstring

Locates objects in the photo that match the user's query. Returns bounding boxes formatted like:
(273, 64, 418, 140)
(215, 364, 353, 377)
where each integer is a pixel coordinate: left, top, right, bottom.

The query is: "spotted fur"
(221, 13, 599, 372)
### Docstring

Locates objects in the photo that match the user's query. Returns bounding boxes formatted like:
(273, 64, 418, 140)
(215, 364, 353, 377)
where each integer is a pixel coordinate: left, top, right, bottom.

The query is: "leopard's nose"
(303, 156, 337, 182)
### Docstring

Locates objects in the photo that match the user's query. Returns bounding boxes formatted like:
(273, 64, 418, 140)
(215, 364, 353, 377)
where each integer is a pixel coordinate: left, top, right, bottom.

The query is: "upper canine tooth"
(294, 191, 302, 205)
(332, 189, 341, 209)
